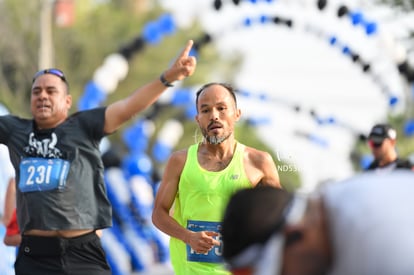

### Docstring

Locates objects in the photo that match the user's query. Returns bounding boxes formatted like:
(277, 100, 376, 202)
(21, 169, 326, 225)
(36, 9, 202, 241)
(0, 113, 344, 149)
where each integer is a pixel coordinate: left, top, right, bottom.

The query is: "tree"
(0, 1, 41, 114)
(377, 0, 414, 10)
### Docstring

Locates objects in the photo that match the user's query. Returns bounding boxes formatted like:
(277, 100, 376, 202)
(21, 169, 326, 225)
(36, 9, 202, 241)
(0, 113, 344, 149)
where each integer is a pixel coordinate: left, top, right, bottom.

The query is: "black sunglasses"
(32, 68, 67, 83)
(368, 139, 383, 148)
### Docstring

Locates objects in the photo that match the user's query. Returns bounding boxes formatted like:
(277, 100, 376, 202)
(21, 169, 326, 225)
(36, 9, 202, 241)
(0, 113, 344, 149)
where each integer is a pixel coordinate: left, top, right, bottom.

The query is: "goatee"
(205, 134, 230, 145)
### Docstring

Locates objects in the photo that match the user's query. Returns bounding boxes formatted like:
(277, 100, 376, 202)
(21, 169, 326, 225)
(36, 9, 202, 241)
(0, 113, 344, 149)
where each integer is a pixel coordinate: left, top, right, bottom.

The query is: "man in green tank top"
(152, 83, 282, 275)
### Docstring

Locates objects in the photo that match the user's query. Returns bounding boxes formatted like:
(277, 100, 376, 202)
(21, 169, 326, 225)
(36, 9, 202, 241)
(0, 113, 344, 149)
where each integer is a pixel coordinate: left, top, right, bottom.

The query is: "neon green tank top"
(170, 142, 252, 275)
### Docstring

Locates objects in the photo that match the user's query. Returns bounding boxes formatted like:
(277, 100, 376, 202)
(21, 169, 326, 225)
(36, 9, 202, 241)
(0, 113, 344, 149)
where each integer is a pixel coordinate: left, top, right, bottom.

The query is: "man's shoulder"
(366, 158, 413, 170)
(396, 158, 414, 169)
(69, 107, 106, 118)
(0, 115, 31, 136)
(0, 114, 30, 123)
(172, 148, 189, 156)
(366, 161, 378, 170)
(170, 148, 189, 162)
(243, 145, 272, 160)
(66, 107, 107, 133)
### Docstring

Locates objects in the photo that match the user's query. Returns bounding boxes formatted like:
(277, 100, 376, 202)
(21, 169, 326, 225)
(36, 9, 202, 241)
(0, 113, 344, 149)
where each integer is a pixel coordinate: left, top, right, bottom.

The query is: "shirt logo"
(230, 174, 240, 180)
(24, 132, 62, 158)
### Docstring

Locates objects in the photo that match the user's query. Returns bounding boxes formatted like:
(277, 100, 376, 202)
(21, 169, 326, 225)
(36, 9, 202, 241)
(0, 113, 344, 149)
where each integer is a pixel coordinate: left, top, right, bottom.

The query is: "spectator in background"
(222, 171, 414, 275)
(366, 123, 413, 171)
(152, 82, 281, 275)
(0, 143, 17, 275)
(3, 178, 20, 246)
(1, 144, 15, 227)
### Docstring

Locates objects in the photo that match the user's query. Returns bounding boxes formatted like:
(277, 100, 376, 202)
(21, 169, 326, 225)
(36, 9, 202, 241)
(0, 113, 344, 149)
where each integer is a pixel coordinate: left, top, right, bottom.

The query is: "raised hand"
(164, 40, 197, 82)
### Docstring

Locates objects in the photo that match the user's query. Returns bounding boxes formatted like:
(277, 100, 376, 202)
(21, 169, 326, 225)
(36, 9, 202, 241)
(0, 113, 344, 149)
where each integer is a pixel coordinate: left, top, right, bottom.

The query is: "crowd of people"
(0, 38, 413, 275)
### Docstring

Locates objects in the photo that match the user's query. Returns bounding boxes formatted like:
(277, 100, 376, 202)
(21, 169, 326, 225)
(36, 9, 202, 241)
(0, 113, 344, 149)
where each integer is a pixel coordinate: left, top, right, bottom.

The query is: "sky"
(159, 0, 412, 192)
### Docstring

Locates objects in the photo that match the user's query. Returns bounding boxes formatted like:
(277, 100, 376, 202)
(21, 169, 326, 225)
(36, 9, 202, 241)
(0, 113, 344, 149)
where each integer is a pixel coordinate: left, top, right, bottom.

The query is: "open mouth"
(208, 123, 223, 131)
(37, 103, 51, 111)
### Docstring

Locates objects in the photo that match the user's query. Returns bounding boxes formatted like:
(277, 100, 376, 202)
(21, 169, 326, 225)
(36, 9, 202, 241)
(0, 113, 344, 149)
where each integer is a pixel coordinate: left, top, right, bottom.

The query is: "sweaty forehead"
(32, 74, 67, 91)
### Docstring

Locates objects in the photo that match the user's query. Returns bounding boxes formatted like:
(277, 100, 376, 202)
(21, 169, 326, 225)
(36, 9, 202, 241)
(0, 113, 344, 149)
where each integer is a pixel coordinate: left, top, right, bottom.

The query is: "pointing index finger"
(178, 40, 194, 58)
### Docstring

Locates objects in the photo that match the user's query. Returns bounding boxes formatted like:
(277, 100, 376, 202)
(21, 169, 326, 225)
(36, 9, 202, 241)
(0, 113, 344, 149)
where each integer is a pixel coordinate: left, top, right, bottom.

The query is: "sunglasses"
(368, 139, 383, 148)
(32, 68, 67, 83)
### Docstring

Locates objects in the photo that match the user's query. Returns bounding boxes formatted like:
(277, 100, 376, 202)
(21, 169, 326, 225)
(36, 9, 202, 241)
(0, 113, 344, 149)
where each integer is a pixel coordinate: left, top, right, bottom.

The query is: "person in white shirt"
(222, 171, 414, 275)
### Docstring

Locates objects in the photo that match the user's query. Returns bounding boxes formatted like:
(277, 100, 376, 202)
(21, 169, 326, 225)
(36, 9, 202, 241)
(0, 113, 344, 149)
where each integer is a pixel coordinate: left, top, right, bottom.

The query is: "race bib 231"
(19, 157, 70, 193)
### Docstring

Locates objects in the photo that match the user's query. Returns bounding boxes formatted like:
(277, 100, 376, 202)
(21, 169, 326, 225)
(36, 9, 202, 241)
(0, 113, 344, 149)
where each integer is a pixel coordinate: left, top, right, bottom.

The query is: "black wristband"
(160, 72, 174, 87)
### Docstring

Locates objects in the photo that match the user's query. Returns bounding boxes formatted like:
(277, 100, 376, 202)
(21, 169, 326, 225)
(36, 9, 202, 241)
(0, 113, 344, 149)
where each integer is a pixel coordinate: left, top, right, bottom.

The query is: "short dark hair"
(195, 82, 237, 112)
(32, 68, 70, 93)
(221, 186, 293, 261)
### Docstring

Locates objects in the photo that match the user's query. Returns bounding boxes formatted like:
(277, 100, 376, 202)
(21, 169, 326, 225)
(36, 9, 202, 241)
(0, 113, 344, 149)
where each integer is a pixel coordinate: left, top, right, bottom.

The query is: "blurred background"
(0, 0, 413, 274)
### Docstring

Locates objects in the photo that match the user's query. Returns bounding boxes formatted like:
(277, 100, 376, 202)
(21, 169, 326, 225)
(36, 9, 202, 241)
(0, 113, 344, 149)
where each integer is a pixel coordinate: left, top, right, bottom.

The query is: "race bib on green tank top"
(18, 157, 70, 192)
(186, 220, 223, 263)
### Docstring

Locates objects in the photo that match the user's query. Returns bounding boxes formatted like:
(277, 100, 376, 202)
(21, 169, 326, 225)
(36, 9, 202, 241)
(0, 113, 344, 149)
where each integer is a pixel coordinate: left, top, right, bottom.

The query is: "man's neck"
(379, 153, 398, 167)
(201, 138, 237, 159)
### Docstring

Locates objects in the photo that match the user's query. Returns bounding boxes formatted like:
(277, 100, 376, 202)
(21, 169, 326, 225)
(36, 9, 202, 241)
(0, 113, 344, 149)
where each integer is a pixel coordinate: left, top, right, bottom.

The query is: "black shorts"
(15, 231, 111, 275)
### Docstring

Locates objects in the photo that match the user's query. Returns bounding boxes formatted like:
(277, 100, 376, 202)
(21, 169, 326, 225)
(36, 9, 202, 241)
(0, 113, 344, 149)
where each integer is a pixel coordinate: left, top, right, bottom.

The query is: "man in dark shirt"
(366, 123, 413, 171)
(0, 40, 196, 275)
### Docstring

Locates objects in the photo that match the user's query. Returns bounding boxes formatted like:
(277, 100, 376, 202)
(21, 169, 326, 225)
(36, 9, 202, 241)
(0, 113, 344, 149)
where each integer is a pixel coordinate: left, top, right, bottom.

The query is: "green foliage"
(0, 0, 41, 115)
(376, 0, 414, 10)
(0, 0, 301, 190)
(53, 3, 165, 103)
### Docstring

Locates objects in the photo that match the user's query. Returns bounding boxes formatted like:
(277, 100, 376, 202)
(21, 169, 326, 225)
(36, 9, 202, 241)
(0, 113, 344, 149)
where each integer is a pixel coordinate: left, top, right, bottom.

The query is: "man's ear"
(66, 94, 72, 109)
(195, 113, 200, 125)
(235, 108, 241, 122)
